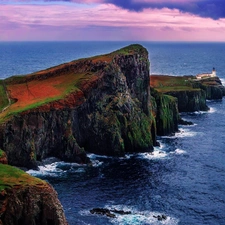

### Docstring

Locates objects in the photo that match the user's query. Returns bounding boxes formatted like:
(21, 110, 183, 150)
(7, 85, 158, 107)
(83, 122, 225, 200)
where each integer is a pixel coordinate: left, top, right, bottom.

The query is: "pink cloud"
(1, 3, 225, 41)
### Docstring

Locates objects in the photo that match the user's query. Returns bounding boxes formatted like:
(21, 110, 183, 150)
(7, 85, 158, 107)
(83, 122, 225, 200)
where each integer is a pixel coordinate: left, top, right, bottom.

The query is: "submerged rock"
(90, 208, 132, 218)
(153, 214, 167, 221)
(90, 208, 116, 218)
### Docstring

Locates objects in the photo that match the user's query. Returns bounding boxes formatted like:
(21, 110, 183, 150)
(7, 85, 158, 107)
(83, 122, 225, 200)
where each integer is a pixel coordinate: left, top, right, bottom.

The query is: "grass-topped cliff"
(1, 44, 224, 169)
(0, 163, 46, 192)
(0, 44, 154, 169)
(150, 74, 225, 112)
(0, 44, 145, 123)
(0, 163, 68, 225)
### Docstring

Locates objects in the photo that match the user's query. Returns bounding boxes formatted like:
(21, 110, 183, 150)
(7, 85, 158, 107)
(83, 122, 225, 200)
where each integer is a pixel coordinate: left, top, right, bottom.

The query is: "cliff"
(150, 75, 225, 112)
(0, 44, 156, 169)
(192, 76, 225, 100)
(151, 88, 179, 136)
(0, 163, 68, 225)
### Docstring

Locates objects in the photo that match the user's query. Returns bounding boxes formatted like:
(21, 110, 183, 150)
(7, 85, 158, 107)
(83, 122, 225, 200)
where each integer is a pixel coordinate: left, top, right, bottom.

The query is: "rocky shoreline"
(0, 44, 224, 224)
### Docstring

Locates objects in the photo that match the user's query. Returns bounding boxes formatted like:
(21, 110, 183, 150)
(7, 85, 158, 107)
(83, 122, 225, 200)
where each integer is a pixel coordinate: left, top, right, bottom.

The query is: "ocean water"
(1, 42, 225, 225)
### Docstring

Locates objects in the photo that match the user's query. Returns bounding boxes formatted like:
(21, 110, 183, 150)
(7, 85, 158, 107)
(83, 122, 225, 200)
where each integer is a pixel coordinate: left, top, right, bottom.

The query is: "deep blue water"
(1, 42, 225, 225)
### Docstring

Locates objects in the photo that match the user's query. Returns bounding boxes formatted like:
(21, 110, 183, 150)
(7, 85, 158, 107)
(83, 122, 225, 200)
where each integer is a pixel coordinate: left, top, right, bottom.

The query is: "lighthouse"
(212, 67, 216, 77)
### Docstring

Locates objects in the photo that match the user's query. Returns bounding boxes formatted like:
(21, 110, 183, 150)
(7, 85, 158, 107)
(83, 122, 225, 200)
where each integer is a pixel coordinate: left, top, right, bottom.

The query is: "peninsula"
(0, 44, 224, 225)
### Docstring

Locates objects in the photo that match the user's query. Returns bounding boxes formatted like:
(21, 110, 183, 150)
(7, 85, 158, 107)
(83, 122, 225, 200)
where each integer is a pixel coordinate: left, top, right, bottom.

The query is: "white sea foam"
(27, 161, 86, 177)
(220, 78, 225, 86)
(137, 149, 168, 160)
(27, 162, 64, 177)
(208, 107, 216, 113)
(88, 153, 112, 159)
(174, 128, 199, 138)
(91, 159, 103, 167)
(170, 148, 187, 155)
(191, 107, 216, 114)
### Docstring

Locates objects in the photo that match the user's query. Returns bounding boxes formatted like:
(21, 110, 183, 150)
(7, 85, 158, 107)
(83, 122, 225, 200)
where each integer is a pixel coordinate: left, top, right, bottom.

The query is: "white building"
(196, 68, 216, 79)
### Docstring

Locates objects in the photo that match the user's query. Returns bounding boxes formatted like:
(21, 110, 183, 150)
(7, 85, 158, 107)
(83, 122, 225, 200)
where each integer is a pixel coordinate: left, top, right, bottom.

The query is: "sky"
(1, 0, 225, 41)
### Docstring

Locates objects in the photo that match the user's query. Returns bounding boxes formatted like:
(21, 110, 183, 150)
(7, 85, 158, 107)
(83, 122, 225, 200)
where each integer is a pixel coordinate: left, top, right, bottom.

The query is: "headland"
(0, 44, 224, 225)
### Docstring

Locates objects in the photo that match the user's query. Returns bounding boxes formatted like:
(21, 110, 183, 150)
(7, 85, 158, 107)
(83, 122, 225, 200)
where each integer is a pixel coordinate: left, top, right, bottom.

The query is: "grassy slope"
(150, 75, 199, 93)
(0, 164, 46, 192)
(0, 44, 144, 123)
(0, 80, 9, 112)
(4, 72, 93, 115)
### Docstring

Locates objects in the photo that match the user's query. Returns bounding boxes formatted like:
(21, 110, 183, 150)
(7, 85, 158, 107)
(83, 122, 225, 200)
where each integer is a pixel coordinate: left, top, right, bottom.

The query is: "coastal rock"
(90, 208, 116, 218)
(153, 214, 167, 221)
(193, 76, 225, 100)
(90, 208, 131, 218)
(150, 75, 225, 113)
(165, 89, 209, 112)
(151, 88, 179, 136)
(0, 150, 7, 164)
(0, 44, 156, 168)
(0, 164, 68, 225)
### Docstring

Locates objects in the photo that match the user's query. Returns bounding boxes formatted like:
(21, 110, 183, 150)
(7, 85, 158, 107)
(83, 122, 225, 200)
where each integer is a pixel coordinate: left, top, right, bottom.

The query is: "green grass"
(150, 75, 198, 93)
(0, 164, 46, 192)
(0, 80, 9, 112)
(156, 86, 200, 93)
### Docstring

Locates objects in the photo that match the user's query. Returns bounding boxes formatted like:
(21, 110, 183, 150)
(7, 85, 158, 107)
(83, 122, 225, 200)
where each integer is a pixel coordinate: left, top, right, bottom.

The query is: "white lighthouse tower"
(212, 67, 216, 77)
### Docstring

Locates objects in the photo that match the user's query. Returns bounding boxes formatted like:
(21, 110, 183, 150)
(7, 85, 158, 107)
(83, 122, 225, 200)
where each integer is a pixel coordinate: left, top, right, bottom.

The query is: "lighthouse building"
(196, 68, 216, 79)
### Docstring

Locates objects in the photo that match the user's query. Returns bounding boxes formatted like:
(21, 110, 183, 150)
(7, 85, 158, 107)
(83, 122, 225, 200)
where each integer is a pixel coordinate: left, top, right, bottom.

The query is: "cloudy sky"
(1, 0, 225, 41)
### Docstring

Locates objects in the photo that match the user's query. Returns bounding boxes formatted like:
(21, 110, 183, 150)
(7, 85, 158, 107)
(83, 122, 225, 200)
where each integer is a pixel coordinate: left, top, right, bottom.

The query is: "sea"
(1, 41, 225, 225)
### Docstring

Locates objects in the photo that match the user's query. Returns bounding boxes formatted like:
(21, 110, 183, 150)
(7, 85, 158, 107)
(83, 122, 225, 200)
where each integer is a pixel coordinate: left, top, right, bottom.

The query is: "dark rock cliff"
(192, 76, 225, 100)
(150, 75, 225, 113)
(0, 45, 156, 169)
(151, 88, 179, 136)
(165, 89, 209, 112)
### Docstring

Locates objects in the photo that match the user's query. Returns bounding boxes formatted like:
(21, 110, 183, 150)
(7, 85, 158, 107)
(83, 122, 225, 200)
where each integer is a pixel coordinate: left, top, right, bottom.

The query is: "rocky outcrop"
(165, 89, 209, 112)
(150, 75, 225, 113)
(0, 164, 68, 225)
(192, 76, 225, 100)
(0, 45, 156, 169)
(151, 88, 179, 136)
(90, 208, 131, 218)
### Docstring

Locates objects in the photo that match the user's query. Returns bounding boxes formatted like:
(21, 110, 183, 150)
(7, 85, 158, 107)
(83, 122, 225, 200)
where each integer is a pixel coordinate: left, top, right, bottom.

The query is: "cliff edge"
(0, 44, 156, 169)
(151, 75, 225, 112)
(0, 163, 68, 225)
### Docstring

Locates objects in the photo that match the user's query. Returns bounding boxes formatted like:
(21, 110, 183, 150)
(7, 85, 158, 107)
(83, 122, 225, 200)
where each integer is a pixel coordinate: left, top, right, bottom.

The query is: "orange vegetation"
(2, 66, 99, 119)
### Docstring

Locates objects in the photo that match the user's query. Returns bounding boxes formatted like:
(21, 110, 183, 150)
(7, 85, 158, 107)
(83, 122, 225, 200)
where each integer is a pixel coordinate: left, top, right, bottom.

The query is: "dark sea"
(1, 41, 225, 225)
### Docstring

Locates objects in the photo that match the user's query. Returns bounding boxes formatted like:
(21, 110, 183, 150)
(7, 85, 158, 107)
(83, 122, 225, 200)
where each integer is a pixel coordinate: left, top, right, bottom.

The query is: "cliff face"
(0, 164, 68, 225)
(193, 76, 225, 100)
(150, 75, 225, 113)
(165, 89, 209, 112)
(151, 88, 179, 136)
(0, 45, 156, 169)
